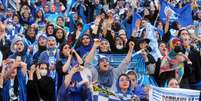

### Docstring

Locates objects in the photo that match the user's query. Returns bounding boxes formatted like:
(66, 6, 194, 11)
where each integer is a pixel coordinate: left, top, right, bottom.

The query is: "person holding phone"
(27, 62, 55, 101)
(9, 36, 32, 69)
(2, 58, 27, 101)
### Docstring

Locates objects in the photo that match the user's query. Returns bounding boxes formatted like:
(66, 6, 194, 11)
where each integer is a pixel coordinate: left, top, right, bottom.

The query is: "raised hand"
(129, 41, 135, 50)
(95, 15, 101, 24)
(20, 61, 27, 68)
(35, 65, 41, 80)
(93, 39, 101, 48)
(28, 64, 36, 80)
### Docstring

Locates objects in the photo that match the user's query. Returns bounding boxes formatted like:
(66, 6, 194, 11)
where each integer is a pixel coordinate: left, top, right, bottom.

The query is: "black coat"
(186, 47, 201, 84)
(27, 76, 55, 101)
(0, 38, 11, 59)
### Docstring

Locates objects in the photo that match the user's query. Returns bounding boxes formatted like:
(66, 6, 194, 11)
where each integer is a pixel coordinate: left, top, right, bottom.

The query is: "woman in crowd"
(9, 36, 32, 69)
(58, 66, 92, 101)
(67, 23, 83, 46)
(55, 42, 83, 93)
(127, 71, 145, 100)
(38, 36, 60, 79)
(2, 58, 27, 101)
(24, 26, 38, 55)
(98, 38, 111, 54)
(56, 16, 69, 33)
(115, 74, 140, 101)
(6, 14, 24, 40)
(84, 39, 134, 90)
(19, 4, 35, 28)
(34, 9, 47, 32)
(131, 38, 157, 86)
(76, 34, 93, 57)
(54, 28, 67, 48)
(45, 24, 55, 36)
(32, 34, 47, 64)
(111, 36, 128, 54)
(155, 42, 174, 86)
(27, 62, 55, 101)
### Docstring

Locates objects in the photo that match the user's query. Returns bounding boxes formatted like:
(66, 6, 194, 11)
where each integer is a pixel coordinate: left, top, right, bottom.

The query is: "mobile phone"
(16, 56, 21, 62)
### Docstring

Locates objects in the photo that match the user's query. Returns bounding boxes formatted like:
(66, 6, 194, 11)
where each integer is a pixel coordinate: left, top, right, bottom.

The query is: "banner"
(149, 86, 200, 101)
(159, 0, 193, 27)
(92, 85, 121, 101)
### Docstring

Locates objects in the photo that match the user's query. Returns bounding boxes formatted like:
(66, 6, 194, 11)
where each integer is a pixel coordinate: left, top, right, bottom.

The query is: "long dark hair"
(36, 9, 46, 22)
(59, 42, 71, 58)
(45, 23, 54, 36)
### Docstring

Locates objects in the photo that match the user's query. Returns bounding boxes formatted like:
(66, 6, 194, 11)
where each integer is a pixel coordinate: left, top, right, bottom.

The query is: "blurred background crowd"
(0, 0, 201, 101)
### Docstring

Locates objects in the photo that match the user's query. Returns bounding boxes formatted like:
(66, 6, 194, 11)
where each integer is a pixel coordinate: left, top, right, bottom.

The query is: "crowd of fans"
(0, 0, 200, 101)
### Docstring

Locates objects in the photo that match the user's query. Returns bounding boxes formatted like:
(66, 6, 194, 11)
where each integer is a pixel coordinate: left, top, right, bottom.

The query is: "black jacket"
(0, 38, 11, 59)
(27, 76, 55, 101)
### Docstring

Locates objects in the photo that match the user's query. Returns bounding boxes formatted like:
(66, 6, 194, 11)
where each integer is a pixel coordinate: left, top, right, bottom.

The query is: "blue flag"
(159, 0, 193, 27)
(131, 12, 142, 30)
(123, 12, 141, 39)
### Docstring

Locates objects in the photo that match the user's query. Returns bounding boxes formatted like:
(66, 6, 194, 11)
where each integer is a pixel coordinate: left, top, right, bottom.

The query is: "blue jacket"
(9, 51, 32, 70)
(132, 85, 145, 99)
(58, 72, 92, 101)
(2, 69, 26, 101)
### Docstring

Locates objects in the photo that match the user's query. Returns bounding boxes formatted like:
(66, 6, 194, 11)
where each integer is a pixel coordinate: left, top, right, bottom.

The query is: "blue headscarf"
(9, 37, 32, 69)
(76, 34, 92, 57)
(115, 74, 133, 101)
